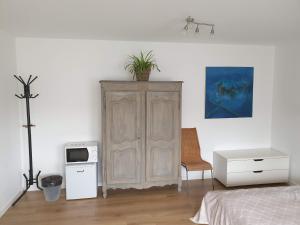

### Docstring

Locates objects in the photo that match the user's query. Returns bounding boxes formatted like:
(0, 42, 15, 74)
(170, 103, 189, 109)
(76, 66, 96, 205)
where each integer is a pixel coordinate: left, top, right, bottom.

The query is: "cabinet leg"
(102, 187, 107, 198)
(178, 182, 182, 192)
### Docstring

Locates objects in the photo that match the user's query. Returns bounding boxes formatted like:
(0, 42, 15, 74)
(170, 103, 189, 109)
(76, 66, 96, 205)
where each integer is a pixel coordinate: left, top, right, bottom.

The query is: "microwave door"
(67, 148, 89, 162)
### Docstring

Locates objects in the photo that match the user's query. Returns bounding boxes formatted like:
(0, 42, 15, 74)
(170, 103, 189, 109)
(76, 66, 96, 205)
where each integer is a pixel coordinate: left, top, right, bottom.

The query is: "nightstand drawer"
(227, 157, 289, 173)
(226, 169, 289, 187)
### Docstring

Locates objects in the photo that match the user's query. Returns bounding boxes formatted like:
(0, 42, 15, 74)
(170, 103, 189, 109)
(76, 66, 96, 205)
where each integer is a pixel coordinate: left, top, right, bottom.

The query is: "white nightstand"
(213, 148, 289, 187)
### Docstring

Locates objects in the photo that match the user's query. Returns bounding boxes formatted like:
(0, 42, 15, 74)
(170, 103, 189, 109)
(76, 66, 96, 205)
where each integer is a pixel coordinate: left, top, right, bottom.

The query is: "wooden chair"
(181, 128, 214, 189)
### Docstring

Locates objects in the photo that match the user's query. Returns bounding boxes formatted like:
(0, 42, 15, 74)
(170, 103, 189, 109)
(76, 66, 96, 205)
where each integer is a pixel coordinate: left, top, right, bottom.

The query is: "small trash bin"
(41, 175, 63, 202)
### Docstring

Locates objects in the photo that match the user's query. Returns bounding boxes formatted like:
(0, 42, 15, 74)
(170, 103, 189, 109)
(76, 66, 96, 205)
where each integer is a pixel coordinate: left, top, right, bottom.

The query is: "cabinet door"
(105, 92, 144, 185)
(146, 92, 180, 182)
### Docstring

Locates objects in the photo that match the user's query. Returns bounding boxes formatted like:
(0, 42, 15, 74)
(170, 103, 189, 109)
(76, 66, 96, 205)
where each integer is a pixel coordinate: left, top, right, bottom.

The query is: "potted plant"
(125, 50, 160, 81)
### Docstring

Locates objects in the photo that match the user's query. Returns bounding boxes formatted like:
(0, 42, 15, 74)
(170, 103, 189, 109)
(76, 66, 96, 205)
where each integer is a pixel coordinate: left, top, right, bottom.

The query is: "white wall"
(272, 42, 300, 184)
(15, 38, 275, 185)
(0, 30, 22, 217)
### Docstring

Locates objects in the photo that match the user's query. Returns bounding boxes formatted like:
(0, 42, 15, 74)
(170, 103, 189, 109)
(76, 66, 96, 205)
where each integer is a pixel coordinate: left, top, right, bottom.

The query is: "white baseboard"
(0, 189, 23, 218)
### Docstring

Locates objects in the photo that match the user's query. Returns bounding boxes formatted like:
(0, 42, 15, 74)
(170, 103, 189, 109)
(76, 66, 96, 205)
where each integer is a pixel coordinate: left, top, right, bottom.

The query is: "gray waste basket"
(41, 175, 63, 202)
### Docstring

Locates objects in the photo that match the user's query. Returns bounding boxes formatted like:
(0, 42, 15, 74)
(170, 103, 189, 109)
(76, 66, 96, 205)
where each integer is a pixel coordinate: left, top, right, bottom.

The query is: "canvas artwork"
(205, 67, 254, 119)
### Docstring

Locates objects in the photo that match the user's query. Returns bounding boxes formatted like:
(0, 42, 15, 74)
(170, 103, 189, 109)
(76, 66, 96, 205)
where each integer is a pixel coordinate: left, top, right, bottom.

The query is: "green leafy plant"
(125, 50, 160, 81)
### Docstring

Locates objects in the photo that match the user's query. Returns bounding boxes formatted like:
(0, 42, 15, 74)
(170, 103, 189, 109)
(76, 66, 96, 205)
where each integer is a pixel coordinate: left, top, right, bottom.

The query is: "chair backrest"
(181, 128, 202, 164)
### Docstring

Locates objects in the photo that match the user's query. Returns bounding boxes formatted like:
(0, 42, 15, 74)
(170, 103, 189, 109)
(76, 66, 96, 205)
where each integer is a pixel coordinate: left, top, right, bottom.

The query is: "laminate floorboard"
(0, 180, 283, 225)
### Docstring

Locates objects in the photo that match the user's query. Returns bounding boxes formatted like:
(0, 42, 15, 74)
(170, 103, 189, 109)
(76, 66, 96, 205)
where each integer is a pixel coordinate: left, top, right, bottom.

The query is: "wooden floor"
(0, 180, 222, 225)
(1, 179, 285, 225)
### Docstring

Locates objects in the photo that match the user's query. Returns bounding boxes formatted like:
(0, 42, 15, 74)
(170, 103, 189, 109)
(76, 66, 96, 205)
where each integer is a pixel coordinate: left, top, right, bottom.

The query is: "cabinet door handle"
(253, 159, 264, 161)
(253, 170, 263, 173)
(76, 170, 85, 173)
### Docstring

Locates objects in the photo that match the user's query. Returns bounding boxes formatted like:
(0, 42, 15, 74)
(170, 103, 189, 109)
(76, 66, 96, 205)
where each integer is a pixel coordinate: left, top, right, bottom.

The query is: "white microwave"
(65, 141, 98, 164)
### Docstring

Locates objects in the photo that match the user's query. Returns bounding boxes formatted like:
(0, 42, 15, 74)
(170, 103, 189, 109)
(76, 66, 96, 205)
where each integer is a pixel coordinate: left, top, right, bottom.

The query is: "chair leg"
(210, 169, 215, 190)
(186, 167, 190, 194)
(202, 170, 204, 180)
(182, 165, 189, 192)
(181, 163, 189, 190)
(186, 168, 188, 181)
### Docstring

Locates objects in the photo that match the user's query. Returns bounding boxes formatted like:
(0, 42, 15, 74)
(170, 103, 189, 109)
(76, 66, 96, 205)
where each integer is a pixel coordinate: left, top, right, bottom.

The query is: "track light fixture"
(184, 16, 215, 35)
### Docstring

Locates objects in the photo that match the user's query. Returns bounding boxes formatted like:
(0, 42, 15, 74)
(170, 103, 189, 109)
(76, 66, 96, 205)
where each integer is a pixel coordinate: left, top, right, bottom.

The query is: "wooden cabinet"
(100, 81, 182, 198)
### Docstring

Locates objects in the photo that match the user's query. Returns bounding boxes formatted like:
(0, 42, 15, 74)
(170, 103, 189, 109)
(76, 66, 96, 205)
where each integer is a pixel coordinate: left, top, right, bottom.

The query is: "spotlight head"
(184, 24, 189, 31)
(210, 26, 215, 35)
(186, 16, 194, 23)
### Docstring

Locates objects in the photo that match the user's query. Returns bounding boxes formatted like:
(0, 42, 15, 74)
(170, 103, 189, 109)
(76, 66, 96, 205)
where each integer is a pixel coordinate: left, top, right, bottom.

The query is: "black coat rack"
(12, 75, 42, 206)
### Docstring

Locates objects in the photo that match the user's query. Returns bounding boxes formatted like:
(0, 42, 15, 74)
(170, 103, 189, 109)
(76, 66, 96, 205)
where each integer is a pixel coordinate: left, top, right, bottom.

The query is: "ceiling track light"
(184, 16, 215, 35)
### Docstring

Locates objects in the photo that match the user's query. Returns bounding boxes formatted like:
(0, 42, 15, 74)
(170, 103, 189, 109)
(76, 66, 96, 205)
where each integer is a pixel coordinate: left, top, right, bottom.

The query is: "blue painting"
(205, 67, 254, 119)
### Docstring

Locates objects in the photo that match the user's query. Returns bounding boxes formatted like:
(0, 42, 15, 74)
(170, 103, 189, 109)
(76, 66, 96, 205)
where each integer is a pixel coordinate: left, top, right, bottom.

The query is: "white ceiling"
(0, 0, 299, 44)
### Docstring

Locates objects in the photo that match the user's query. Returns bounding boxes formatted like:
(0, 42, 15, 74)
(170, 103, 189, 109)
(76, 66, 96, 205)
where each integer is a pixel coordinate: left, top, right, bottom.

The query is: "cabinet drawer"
(227, 157, 289, 173)
(226, 170, 289, 187)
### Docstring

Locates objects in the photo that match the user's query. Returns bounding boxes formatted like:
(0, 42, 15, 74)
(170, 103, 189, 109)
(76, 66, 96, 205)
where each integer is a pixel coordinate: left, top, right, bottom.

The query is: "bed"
(191, 186, 300, 225)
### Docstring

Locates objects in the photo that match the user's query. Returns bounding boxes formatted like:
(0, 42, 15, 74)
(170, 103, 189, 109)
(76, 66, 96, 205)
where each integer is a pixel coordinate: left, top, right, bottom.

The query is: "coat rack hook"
(27, 75, 33, 85)
(32, 93, 39, 98)
(15, 94, 23, 99)
(30, 93, 39, 98)
(18, 76, 26, 85)
(29, 76, 38, 85)
(14, 75, 26, 85)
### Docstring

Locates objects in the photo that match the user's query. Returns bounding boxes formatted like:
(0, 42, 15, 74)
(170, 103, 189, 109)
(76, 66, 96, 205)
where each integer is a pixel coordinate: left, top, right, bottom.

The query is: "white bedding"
(191, 186, 300, 225)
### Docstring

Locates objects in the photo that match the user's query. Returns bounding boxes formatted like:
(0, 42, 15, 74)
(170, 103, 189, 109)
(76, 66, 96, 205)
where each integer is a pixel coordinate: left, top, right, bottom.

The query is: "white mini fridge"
(65, 163, 98, 200)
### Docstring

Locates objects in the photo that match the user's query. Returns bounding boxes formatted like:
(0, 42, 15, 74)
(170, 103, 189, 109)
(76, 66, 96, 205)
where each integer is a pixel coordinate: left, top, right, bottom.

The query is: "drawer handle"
(76, 170, 85, 173)
(253, 159, 264, 161)
(253, 170, 263, 173)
